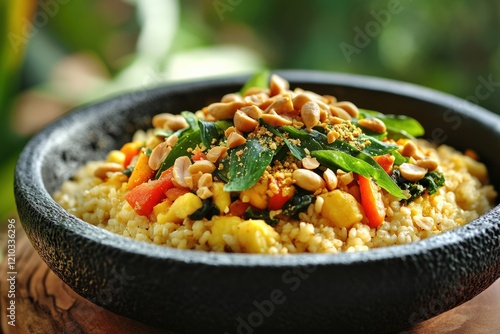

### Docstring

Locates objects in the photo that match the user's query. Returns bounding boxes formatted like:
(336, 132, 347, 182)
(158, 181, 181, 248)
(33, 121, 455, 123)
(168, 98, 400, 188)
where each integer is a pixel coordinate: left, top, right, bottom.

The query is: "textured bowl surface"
(15, 70, 500, 334)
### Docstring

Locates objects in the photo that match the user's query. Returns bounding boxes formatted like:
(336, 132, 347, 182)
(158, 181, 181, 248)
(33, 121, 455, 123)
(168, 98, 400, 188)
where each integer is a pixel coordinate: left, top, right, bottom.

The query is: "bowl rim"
(16, 69, 500, 267)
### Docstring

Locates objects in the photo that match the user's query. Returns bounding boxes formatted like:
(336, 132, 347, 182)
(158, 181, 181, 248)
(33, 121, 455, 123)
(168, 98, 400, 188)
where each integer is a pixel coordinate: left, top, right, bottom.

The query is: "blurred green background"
(1, 0, 499, 224)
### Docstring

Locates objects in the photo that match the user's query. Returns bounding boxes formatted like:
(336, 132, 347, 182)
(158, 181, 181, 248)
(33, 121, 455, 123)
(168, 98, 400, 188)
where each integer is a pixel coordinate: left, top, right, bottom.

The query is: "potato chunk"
(208, 216, 242, 250)
(320, 190, 364, 228)
(235, 219, 280, 253)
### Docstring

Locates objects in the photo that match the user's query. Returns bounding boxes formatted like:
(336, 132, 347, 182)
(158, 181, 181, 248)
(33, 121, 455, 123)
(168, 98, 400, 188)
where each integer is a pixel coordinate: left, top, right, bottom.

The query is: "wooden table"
(1, 223, 499, 334)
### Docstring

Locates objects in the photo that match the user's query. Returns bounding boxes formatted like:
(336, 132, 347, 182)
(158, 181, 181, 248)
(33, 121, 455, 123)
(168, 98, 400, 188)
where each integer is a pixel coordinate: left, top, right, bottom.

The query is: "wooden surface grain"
(1, 224, 499, 334)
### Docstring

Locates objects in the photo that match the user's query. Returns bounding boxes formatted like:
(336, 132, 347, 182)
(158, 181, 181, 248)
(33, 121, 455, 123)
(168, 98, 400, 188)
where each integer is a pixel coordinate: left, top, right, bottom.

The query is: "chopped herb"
(189, 198, 220, 220)
(392, 169, 445, 202)
(244, 207, 278, 226)
(281, 192, 313, 218)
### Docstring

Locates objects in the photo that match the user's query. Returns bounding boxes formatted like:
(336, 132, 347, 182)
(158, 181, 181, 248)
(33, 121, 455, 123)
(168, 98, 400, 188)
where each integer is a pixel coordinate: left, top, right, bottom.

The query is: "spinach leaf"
(240, 70, 270, 95)
(189, 198, 220, 220)
(224, 137, 277, 192)
(392, 170, 445, 202)
(313, 150, 406, 199)
(281, 193, 313, 218)
(155, 129, 201, 178)
(244, 207, 278, 226)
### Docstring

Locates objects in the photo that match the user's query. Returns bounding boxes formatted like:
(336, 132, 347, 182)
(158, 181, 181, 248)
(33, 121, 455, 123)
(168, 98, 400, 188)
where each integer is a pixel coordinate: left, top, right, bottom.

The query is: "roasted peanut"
(400, 141, 418, 158)
(221, 93, 243, 103)
(292, 93, 313, 110)
(327, 130, 339, 143)
(260, 110, 293, 126)
(188, 160, 216, 174)
(197, 187, 213, 200)
(269, 74, 290, 96)
(198, 173, 213, 189)
(334, 101, 359, 118)
(323, 168, 338, 191)
(399, 163, 427, 182)
(94, 162, 123, 180)
(415, 158, 438, 171)
(148, 141, 172, 171)
(165, 134, 178, 147)
(227, 132, 247, 148)
(292, 169, 326, 192)
(240, 105, 263, 120)
(206, 101, 248, 120)
(358, 117, 387, 133)
(301, 101, 321, 131)
(152, 113, 188, 130)
(206, 146, 228, 163)
(330, 106, 352, 120)
(301, 157, 320, 170)
(264, 97, 295, 114)
(172, 156, 192, 188)
(234, 110, 259, 133)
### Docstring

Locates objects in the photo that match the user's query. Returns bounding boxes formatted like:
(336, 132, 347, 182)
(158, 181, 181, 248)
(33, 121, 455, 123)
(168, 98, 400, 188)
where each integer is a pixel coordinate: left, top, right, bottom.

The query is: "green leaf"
(358, 134, 399, 156)
(240, 70, 270, 95)
(359, 109, 425, 138)
(199, 120, 220, 149)
(213, 157, 230, 182)
(155, 129, 201, 178)
(391, 170, 445, 202)
(280, 126, 324, 158)
(224, 138, 276, 192)
(312, 150, 406, 199)
(198, 120, 231, 149)
(244, 207, 278, 226)
(182, 111, 199, 130)
(281, 192, 313, 218)
(261, 121, 304, 160)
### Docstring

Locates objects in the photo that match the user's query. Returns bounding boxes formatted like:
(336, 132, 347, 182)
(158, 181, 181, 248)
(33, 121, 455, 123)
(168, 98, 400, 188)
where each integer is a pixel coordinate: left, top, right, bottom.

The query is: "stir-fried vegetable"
(112, 71, 446, 229)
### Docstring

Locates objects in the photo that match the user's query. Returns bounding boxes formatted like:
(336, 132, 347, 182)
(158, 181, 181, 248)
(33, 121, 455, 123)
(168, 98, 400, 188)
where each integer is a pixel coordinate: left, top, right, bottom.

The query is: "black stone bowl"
(15, 70, 500, 334)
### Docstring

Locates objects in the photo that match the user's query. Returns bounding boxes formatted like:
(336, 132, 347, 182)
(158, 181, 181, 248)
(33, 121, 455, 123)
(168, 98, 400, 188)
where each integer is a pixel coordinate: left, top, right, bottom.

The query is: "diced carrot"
(358, 175, 386, 228)
(120, 142, 141, 168)
(166, 187, 191, 202)
(125, 168, 174, 216)
(192, 151, 207, 161)
(229, 200, 251, 217)
(373, 154, 395, 174)
(268, 185, 294, 210)
(128, 152, 155, 190)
